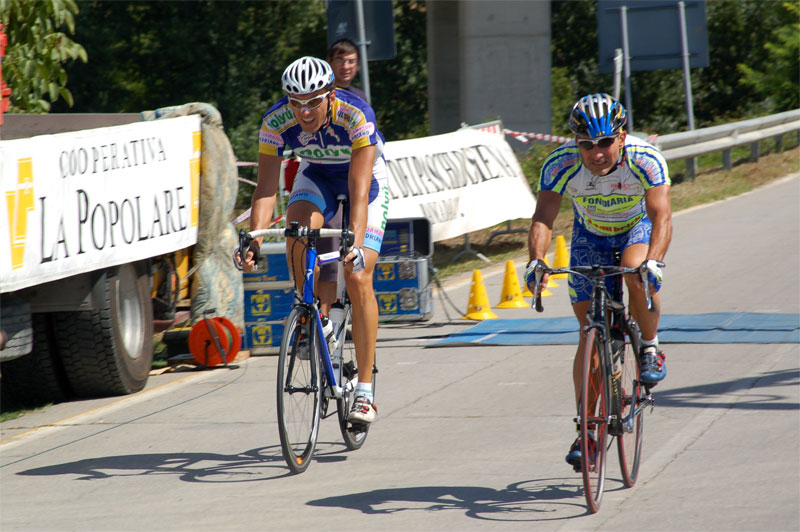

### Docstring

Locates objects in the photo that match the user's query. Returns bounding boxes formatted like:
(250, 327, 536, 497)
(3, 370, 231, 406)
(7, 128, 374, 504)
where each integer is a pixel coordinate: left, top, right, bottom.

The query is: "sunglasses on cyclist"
(287, 90, 331, 111)
(576, 135, 619, 150)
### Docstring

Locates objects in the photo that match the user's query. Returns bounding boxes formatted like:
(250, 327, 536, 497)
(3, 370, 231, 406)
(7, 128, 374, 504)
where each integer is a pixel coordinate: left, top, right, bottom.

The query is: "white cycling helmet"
(281, 56, 334, 94)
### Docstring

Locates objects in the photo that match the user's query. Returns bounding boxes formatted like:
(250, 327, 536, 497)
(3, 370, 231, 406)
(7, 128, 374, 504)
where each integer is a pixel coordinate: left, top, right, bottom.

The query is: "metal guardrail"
(655, 109, 800, 170)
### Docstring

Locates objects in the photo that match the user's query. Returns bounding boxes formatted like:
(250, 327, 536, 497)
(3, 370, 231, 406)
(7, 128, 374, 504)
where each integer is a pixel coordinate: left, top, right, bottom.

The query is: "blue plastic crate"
(376, 288, 433, 321)
(373, 259, 428, 291)
(242, 243, 291, 282)
(243, 281, 295, 321)
(245, 320, 285, 354)
(373, 257, 433, 321)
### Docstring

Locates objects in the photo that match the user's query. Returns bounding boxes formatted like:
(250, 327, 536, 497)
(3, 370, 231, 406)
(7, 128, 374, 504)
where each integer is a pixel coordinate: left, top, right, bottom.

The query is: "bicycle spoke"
(277, 309, 321, 474)
(581, 328, 608, 513)
(617, 318, 644, 487)
(337, 305, 372, 450)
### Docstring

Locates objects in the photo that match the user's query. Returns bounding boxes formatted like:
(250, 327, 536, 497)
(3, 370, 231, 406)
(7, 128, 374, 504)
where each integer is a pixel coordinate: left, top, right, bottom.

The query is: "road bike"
(238, 197, 376, 474)
(529, 253, 659, 512)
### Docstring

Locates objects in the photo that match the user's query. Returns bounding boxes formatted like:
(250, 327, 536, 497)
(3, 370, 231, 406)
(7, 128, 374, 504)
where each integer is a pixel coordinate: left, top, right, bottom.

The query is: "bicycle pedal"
(348, 422, 367, 433)
(342, 361, 357, 380)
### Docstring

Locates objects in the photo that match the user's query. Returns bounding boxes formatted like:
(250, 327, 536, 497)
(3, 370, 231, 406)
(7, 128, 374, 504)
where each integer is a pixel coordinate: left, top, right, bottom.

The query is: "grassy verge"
(432, 143, 799, 280)
(0, 398, 52, 423)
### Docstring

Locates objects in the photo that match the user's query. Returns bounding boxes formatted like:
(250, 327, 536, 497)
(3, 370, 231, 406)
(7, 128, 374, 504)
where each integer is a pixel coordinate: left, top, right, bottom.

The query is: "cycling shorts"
(288, 157, 389, 254)
(568, 215, 659, 304)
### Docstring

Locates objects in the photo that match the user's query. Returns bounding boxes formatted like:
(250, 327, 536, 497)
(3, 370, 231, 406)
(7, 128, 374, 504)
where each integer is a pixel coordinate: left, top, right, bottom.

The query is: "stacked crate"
(374, 218, 434, 322)
(243, 243, 294, 354)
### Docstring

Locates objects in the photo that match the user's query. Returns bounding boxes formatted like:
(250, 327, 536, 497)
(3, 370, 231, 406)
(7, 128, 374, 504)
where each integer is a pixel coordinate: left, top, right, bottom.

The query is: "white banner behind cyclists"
(383, 127, 536, 242)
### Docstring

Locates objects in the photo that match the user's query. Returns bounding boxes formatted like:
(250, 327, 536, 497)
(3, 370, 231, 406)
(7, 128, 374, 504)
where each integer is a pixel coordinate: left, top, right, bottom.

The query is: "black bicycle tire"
(337, 305, 373, 450)
(580, 327, 608, 514)
(276, 307, 321, 474)
(617, 317, 644, 487)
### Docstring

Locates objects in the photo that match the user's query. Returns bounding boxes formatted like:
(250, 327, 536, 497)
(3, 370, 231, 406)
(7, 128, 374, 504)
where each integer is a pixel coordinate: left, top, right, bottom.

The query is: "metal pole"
(678, 2, 695, 131)
(613, 48, 623, 101)
(354, 0, 372, 104)
(678, 1, 696, 177)
(620, 5, 633, 132)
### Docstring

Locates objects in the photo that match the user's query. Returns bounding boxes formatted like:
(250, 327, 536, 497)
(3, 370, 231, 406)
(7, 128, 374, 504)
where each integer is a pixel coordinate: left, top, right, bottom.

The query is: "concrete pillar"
(427, 1, 551, 136)
(427, 1, 461, 134)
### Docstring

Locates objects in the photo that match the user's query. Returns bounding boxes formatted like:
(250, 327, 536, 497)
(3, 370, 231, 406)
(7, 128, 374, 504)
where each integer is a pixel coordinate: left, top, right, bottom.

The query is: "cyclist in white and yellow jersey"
(525, 93, 672, 470)
(238, 57, 389, 425)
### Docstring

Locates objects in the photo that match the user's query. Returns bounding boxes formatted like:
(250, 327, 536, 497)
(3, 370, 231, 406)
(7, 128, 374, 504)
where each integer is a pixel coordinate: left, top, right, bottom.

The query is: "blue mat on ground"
(426, 313, 800, 347)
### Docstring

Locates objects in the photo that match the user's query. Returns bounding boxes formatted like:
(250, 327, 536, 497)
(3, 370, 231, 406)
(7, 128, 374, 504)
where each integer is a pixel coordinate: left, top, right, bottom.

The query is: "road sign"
(597, 0, 708, 73)
(326, 0, 396, 61)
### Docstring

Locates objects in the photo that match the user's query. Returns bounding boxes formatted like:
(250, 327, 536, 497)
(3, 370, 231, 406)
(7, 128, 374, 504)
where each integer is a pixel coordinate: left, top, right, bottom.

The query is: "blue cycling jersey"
(258, 89, 385, 179)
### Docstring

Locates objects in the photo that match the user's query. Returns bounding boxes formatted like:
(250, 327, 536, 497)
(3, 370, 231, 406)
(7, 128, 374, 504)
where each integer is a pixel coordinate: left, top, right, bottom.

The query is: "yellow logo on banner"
(376, 263, 395, 281)
(377, 293, 398, 314)
(251, 324, 273, 346)
(6, 158, 35, 270)
(190, 130, 201, 228)
(250, 293, 272, 315)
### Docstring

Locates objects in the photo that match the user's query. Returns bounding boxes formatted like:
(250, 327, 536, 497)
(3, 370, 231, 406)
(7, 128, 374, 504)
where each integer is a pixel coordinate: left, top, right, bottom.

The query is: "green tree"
(550, 0, 796, 134)
(369, 1, 428, 140)
(1, 0, 87, 112)
(737, 1, 799, 111)
(53, 1, 426, 158)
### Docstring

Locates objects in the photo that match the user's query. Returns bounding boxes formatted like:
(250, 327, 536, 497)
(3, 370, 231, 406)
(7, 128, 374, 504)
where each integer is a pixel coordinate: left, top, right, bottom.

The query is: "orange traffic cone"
(495, 260, 527, 308)
(552, 235, 569, 279)
(463, 270, 498, 320)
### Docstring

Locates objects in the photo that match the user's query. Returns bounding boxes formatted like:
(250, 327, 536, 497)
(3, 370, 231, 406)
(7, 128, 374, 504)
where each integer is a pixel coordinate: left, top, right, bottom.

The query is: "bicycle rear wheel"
(617, 317, 644, 487)
(276, 307, 322, 474)
(580, 327, 608, 513)
(337, 306, 373, 450)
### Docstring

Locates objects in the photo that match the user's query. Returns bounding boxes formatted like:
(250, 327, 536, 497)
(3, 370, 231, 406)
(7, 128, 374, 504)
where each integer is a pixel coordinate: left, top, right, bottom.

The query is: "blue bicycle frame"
(303, 245, 344, 395)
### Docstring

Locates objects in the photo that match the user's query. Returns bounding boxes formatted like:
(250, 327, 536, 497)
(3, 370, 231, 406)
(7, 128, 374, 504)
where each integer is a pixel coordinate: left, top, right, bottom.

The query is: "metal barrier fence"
(654, 109, 800, 177)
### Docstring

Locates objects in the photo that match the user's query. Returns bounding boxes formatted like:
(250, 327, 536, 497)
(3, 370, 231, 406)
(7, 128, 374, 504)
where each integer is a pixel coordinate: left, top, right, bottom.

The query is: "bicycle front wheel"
(580, 327, 609, 513)
(336, 306, 373, 450)
(276, 307, 322, 474)
(617, 317, 644, 487)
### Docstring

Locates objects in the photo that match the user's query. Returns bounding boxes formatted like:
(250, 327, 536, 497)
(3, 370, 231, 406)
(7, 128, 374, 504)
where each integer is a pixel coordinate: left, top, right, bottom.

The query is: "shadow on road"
(14, 441, 353, 482)
(656, 368, 799, 411)
(307, 478, 633, 522)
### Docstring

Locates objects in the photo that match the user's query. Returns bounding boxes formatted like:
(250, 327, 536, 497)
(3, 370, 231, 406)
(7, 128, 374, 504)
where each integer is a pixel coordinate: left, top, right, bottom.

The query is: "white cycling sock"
(641, 335, 659, 348)
(355, 382, 373, 402)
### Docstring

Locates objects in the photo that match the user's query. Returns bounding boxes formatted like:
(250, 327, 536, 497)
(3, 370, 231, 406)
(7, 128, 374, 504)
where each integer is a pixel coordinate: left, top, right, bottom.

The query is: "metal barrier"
(655, 109, 800, 174)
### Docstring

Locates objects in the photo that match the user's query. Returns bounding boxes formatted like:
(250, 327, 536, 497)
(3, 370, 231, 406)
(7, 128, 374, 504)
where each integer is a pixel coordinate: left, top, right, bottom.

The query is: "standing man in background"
(317, 38, 369, 314)
(327, 38, 367, 102)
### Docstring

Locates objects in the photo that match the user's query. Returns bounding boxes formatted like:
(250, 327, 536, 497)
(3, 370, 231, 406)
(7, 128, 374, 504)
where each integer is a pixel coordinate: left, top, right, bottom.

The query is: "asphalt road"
(1, 174, 798, 532)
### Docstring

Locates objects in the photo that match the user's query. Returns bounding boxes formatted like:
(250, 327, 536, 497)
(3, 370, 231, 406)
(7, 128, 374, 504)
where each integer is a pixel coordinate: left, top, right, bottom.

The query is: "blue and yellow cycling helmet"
(569, 93, 628, 138)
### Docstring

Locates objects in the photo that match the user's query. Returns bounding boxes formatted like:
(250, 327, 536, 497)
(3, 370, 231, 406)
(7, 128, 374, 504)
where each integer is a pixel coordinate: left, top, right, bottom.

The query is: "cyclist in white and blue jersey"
(239, 56, 389, 425)
(525, 93, 672, 469)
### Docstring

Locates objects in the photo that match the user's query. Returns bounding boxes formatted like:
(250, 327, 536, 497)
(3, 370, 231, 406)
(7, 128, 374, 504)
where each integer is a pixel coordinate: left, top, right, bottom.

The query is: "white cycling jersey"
(539, 135, 670, 236)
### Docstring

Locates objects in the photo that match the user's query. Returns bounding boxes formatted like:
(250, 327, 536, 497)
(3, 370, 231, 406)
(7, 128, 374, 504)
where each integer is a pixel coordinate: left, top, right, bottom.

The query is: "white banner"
(1, 115, 201, 293)
(384, 128, 536, 241)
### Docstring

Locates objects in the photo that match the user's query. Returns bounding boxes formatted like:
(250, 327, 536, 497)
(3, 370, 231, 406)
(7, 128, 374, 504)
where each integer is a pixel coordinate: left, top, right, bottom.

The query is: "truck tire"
(1, 313, 70, 405)
(54, 261, 154, 397)
(0, 296, 33, 360)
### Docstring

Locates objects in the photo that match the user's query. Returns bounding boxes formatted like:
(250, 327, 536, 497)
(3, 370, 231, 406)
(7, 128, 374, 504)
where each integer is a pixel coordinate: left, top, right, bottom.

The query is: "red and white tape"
(502, 129, 571, 144)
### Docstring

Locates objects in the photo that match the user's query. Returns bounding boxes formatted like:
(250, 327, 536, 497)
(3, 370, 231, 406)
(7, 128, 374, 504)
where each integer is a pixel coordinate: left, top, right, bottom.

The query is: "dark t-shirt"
(338, 85, 367, 102)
